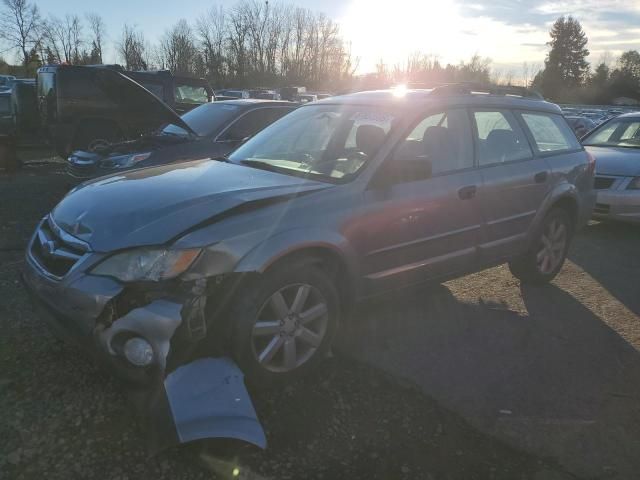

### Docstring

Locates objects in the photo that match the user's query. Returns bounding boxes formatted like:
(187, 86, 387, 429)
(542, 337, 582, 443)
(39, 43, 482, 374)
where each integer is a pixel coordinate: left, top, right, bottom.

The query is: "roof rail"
(430, 82, 543, 99)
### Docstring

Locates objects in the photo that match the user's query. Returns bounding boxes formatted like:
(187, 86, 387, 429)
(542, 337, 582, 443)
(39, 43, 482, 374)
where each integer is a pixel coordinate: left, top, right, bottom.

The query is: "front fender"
(234, 227, 358, 277)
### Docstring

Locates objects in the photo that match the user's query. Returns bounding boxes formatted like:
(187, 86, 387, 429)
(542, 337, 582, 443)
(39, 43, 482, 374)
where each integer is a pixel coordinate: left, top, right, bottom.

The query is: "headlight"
(124, 152, 152, 166)
(91, 248, 201, 282)
(627, 177, 640, 190)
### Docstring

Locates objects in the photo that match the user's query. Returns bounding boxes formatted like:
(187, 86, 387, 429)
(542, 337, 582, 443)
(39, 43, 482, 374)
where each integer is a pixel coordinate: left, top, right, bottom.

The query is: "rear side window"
(175, 84, 208, 104)
(520, 112, 580, 153)
(473, 110, 532, 165)
(37, 72, 55, 99)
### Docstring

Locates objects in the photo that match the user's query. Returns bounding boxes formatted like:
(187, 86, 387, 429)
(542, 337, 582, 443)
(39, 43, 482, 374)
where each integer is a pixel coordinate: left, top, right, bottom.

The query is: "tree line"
(0, 0, 509, 91)
(533, 16, 640, 104)
(0, 0, 357, 90)
(3, 0, 640, 102)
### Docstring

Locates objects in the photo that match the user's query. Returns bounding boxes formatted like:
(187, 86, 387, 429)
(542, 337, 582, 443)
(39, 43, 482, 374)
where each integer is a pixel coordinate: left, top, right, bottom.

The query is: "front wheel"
(229, 260, 339, 387)
(509, 208, 572, 284)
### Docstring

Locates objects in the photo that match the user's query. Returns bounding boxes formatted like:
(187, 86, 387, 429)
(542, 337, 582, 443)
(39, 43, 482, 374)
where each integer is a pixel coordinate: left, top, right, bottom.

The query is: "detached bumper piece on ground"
(21, 216, 266, 453)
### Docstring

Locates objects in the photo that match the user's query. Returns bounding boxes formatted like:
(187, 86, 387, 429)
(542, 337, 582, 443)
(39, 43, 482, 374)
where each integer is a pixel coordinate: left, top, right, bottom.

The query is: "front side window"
(228, 105, 396, 182)
(583, 118, 640, 148)
(473, 110, 532, 165)
(393, 109, 473, 177)
(520, 112, 580, 153)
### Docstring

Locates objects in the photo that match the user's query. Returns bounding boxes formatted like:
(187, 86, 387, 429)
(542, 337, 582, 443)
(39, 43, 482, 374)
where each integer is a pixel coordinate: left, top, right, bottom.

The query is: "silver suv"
(23, 86, 595, 388)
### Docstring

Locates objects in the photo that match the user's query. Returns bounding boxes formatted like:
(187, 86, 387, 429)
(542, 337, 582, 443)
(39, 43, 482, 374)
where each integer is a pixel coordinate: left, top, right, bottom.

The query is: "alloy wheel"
(251, 283, 329, 373)
(536, 218, 567, 274)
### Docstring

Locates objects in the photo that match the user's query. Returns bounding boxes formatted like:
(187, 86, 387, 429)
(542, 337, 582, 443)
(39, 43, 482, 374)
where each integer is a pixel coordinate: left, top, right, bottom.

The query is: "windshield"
(162, 102, 241, 137)
(583, 117, 640, 147)
(228, 104, 396, 182)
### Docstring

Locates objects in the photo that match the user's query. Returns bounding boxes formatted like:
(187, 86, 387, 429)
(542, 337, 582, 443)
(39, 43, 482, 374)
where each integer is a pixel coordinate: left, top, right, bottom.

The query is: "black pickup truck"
(36, 65, 214, 157)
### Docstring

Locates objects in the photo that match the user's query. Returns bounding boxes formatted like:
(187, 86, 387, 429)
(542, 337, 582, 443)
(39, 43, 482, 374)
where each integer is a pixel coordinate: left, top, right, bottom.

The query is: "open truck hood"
(91, 67, 197, 137)
(52, 159, 330, 252)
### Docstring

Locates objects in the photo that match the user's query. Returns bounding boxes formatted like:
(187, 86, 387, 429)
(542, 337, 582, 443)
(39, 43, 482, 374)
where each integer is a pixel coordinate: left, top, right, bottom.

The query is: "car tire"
(509, 208, 573, 285)
(228, 259, 340, 388)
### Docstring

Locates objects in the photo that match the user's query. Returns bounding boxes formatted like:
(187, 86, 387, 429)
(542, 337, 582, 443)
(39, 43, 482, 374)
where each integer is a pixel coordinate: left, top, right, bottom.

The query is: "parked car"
(0, 74, 16, 90)
(280, 86, 306, 101)
(37, 65, 213, 157)
(11, 79, 40, 144)
(565, 115, 596, 138)
(124, 69, 214, 114)
(296, 93, 318, 103)
(582, 113, 640, 223)
(22, 87, 595, 394)
(66, 99, 296, 180)
(249, 89, 281, 100)
(0, 89, 15, 137)
(216, 89, 250, 99)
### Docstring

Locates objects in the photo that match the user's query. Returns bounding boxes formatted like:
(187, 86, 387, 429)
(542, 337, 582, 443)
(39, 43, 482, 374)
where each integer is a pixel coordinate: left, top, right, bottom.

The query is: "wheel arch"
(234, 231, 361, 315)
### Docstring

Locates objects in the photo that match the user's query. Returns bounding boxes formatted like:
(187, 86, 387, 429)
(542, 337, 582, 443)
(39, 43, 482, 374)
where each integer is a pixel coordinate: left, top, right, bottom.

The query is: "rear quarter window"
(519, 112, 580, 153)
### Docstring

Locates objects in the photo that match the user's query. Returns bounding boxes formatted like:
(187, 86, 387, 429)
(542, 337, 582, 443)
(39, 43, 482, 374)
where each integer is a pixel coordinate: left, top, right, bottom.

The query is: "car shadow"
(337, 281, 640, 476)
(570, 221, 640, 315)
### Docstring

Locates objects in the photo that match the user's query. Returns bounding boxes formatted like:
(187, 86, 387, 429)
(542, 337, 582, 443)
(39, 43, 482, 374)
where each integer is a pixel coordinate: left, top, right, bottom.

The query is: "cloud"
(455, 0, 640, 64)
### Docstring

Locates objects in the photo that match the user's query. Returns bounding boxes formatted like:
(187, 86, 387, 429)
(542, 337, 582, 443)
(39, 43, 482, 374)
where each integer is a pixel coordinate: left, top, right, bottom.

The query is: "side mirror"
(371, 150, 432, 189)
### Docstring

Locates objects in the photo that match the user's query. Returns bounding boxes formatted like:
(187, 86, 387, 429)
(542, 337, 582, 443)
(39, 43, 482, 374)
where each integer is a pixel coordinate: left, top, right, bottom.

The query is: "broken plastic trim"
(164, 358, 267, 449)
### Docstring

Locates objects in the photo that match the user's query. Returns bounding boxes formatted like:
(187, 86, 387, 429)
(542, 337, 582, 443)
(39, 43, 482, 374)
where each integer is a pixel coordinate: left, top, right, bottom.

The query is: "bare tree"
(159, 19, 198, 75)
(86, 13, 106, 63)
(42, 15, 83, 64)
(197, 6, 227, 84)
(0, 0, 42, 71)
(118, 24, 148, 70)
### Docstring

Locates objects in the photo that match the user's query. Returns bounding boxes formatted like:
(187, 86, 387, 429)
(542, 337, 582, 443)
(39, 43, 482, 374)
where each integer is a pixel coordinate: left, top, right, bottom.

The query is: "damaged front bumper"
(21, 229, 266, 451)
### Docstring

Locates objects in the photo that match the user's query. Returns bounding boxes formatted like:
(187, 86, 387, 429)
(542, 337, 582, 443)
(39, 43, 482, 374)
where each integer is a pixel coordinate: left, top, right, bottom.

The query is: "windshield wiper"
(239, 159, 281, 172)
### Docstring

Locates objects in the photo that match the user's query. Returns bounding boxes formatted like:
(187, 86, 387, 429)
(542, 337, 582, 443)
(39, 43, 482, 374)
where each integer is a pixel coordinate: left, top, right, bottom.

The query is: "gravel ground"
(0, 160, 591, 479)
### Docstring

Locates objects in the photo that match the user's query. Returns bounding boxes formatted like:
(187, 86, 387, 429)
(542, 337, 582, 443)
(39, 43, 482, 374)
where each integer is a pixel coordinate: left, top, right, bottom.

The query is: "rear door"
(471, 108, 552, 262)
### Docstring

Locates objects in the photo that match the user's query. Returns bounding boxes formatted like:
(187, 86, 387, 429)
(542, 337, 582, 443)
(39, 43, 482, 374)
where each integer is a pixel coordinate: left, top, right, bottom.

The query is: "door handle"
(534, 171, 548, 183)
(458, 185, 477, 200)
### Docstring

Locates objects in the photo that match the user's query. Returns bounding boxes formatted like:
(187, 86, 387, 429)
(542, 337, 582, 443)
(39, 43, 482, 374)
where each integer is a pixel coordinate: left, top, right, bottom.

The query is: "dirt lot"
(1, 159, 638, 479)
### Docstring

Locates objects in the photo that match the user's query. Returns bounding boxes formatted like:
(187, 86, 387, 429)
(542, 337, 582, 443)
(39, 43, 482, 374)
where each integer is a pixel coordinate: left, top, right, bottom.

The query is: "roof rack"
(429, 82, 543, 99)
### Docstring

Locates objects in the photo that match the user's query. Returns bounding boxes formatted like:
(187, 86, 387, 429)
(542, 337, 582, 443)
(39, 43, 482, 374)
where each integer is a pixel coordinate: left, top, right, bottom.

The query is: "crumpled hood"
(52, 159, 330, 252)
(586, 146, 640, 176)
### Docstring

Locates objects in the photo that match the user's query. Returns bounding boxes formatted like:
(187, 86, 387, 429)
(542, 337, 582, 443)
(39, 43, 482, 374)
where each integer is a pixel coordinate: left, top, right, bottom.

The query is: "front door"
(359, 108, 483, 294)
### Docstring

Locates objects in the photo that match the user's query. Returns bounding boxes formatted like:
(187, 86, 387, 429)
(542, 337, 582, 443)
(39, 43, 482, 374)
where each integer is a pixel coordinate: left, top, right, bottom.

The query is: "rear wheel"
(229, 260, 339, 387)
(509, 208, 572, 284)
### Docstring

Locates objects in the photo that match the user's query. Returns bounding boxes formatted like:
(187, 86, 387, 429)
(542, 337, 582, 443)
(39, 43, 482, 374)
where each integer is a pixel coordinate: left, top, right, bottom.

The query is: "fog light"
(123, 337, 154, 367)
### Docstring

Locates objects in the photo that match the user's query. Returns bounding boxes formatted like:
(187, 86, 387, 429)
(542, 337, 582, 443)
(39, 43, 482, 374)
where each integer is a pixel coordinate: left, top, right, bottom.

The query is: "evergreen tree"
(538, 16, 589, 98)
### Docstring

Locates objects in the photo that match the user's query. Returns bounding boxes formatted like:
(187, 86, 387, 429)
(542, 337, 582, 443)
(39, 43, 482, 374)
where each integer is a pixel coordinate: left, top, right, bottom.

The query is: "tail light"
(586, 151, 596, 176)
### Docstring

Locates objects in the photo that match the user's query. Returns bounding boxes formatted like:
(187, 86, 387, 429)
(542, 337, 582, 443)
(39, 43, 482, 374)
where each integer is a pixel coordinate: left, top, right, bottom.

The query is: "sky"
(19, 0, 640, 78)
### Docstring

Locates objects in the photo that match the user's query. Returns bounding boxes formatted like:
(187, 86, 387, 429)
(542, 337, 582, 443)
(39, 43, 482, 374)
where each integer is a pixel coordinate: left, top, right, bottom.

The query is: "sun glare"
(340, 0, 466, 71)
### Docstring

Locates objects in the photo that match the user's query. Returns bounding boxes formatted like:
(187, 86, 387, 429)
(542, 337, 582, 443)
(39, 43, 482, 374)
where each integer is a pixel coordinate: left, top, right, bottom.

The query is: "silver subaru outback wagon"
(22, 86, 595, 388)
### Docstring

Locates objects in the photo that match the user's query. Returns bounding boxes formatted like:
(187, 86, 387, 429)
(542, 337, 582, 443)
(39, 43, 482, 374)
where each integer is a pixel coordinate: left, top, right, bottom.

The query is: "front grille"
(594, 176, 615, 190)
(30, 218, 87, 278)
(594, 203, 610, 215)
